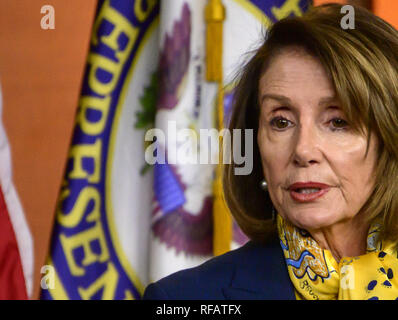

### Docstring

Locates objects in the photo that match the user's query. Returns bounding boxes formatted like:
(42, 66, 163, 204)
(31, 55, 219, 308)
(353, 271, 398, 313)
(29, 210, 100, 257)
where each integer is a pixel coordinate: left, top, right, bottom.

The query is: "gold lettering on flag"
(271, 0, 303, 20)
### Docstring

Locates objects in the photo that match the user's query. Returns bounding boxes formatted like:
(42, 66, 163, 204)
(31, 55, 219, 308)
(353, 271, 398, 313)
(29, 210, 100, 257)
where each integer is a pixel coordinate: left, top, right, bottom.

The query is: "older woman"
(143, 4, 398, 300)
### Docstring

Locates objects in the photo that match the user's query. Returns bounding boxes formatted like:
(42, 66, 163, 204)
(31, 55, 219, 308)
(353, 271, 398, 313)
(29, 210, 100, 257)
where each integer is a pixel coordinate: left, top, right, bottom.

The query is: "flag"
(149, 0, 312, 282)
(41, 0, 160, 300)
(41, 0, 311, 300)
(148, 0, 218, 282)
(0, 83, 34, 299)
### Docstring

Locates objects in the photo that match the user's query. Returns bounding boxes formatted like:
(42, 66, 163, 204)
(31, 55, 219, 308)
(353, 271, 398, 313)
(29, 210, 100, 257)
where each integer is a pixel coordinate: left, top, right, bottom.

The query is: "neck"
(308, 217, 370, 263)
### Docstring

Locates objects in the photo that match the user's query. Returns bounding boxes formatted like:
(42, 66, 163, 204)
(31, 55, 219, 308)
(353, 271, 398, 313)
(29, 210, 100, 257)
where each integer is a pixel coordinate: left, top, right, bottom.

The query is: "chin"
(284, 207, 341, 231)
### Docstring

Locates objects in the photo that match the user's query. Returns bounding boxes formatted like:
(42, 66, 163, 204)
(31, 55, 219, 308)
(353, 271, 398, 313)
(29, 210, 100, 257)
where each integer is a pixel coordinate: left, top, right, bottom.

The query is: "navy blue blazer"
(143, 238, 296, 300)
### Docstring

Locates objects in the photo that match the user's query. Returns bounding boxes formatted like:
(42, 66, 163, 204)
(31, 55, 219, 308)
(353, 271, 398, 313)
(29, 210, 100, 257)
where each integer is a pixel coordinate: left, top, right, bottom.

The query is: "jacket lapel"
(222, 239, 296, 300)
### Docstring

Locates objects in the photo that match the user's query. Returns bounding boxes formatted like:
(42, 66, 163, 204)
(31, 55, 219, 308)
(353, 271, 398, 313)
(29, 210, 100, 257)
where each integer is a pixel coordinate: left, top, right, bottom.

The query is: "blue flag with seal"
(40, 0, 160, 300)
(41, 0, 312, 300)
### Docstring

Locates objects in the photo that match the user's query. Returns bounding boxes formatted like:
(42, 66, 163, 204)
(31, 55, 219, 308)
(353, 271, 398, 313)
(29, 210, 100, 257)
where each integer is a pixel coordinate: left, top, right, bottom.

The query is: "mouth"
(288, 182, 331, 203)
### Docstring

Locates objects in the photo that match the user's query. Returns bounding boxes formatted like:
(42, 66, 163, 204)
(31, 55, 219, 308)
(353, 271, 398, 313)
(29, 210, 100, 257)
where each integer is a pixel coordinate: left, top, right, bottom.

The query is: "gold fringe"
(205, 0, 231, 256)
(212, 89, 232, 256)
(205, 0, 225, 82)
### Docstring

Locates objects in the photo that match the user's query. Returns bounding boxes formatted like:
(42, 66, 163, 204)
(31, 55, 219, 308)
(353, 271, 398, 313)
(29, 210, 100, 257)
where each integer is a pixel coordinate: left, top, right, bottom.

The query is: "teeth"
(296, 188, 320, 194)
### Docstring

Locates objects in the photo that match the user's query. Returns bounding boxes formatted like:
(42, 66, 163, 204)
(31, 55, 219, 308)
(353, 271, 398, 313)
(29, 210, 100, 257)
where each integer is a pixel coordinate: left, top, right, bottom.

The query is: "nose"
(292, 124, 322, 167)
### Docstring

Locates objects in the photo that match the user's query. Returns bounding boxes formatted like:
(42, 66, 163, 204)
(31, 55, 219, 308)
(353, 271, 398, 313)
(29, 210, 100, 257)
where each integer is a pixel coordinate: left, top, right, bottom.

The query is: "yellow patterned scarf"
(277, 215, 398, 300)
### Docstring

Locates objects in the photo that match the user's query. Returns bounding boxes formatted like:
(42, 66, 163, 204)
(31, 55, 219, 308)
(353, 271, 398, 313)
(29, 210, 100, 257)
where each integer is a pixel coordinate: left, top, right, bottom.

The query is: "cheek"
(257, 128, 290, 182)
(327, 139, 377, 195)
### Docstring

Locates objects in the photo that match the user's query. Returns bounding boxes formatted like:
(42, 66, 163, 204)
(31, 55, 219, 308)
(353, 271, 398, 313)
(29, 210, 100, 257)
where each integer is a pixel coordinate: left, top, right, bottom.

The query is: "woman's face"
(257, 49, 378, 232)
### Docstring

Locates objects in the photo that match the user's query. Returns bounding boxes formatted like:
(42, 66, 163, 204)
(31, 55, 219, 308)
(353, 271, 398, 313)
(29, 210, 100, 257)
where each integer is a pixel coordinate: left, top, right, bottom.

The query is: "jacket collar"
(222, 239, 296, 300)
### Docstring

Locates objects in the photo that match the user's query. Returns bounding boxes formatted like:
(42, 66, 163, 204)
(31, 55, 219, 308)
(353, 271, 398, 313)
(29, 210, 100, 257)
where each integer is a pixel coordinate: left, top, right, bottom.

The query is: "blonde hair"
(224, 4, 398, 244)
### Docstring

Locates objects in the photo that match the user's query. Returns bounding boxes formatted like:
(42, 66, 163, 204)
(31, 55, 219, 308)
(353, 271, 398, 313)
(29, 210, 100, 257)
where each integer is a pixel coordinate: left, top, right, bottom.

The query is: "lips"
(288, 182, 331, 203)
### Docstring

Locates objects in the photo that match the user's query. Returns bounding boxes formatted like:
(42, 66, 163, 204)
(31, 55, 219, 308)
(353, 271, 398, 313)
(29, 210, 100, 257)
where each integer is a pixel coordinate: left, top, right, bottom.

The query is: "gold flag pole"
(205, 0, 231, 256)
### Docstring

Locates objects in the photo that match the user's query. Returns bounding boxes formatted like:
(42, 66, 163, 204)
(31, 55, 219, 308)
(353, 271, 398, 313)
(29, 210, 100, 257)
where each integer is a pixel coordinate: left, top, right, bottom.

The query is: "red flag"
(0, 185, 27, 299)
(0, 84, 33, 299)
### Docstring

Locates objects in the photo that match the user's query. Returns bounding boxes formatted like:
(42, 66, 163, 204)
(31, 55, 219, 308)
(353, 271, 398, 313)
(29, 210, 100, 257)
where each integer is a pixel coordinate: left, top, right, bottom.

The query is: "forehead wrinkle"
(259, 92, 339, 113)
(259, 78, 337, 110)
(259, 51, 336, 103)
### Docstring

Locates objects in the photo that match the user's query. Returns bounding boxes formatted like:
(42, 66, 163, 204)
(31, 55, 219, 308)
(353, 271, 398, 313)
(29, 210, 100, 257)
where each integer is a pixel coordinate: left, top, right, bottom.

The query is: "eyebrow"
(260, 94, 291, 105)
(260, 93, 339, 106)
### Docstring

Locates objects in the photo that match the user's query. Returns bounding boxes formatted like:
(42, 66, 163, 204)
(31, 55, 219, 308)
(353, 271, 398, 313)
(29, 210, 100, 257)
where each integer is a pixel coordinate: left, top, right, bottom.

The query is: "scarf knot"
(277, 215, 398, 300)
